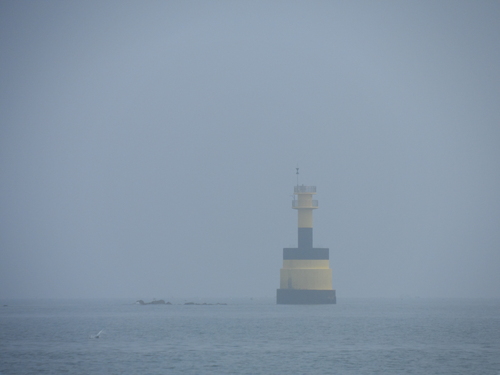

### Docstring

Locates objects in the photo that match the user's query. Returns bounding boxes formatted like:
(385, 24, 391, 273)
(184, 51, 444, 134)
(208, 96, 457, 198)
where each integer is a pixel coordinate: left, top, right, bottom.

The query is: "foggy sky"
(1, 1, 499, 299)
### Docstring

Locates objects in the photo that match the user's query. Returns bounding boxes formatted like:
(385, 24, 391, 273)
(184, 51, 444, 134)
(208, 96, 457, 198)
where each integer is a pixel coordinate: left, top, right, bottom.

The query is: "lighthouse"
(277, 173, 336, 304)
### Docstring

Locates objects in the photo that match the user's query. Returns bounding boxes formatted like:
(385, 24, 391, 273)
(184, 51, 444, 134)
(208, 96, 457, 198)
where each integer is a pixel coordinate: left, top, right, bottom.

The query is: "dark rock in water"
(137, 299, 168, 305)
(151, 299, 166, 305)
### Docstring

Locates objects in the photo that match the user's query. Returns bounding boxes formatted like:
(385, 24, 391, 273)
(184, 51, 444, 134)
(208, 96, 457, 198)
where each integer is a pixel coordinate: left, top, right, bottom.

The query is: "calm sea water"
(0, 298, 499, 374)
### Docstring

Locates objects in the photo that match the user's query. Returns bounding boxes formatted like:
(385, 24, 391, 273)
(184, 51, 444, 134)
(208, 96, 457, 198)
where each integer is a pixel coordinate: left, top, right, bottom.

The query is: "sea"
(0, 297, 499, 375)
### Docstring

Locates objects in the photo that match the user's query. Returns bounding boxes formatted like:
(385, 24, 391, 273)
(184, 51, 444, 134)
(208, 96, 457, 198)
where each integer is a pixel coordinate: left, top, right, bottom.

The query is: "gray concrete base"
(276, 289, 336, 304)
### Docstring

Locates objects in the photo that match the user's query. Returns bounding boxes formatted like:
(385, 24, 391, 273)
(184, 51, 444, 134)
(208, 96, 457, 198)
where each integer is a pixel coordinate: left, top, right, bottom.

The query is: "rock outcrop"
(136, 299, 168, 305)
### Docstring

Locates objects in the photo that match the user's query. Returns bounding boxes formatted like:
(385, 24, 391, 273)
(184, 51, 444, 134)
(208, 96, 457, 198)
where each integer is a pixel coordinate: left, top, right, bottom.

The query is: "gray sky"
(1, 1, 499, 299)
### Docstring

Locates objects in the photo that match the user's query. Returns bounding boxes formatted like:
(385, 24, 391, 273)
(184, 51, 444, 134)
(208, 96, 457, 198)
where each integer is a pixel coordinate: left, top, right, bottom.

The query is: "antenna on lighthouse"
(296, 167, 299, 188)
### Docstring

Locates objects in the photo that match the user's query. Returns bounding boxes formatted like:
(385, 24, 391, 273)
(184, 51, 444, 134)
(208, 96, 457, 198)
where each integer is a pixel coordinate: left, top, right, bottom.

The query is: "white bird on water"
(91, 329, 104, 339)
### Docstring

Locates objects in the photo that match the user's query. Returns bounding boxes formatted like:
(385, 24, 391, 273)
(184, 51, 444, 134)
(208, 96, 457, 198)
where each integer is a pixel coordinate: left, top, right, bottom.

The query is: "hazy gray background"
(1, 1, 499, 299)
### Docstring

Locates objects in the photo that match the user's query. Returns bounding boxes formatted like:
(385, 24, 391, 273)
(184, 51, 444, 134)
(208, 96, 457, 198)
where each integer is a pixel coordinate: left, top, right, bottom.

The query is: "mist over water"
(1, 1, 499, 300)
